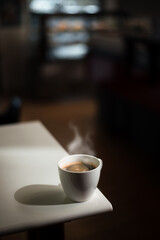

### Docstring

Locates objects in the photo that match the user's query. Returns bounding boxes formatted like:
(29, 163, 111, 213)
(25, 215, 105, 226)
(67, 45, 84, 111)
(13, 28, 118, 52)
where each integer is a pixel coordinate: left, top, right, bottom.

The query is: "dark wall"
(119, 0, 160, 16)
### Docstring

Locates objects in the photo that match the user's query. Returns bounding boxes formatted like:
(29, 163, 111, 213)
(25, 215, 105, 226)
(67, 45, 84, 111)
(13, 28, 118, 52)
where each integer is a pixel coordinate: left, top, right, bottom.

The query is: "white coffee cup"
(58, 154, 103, 202)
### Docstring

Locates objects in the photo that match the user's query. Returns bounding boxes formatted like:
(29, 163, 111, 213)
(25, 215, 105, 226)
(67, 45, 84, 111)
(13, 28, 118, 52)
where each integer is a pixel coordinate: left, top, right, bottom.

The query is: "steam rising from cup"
(66, 122, 96, 156)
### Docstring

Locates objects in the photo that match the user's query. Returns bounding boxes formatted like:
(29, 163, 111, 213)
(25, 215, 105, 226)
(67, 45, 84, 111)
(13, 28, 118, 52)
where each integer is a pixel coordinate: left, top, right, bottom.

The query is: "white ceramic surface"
(58, 154, 103, 202)
(0, 121, 112, 236)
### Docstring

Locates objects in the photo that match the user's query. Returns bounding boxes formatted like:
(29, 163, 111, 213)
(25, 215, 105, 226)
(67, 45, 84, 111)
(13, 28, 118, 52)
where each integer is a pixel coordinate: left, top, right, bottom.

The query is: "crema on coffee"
(62, 161, 96, 172)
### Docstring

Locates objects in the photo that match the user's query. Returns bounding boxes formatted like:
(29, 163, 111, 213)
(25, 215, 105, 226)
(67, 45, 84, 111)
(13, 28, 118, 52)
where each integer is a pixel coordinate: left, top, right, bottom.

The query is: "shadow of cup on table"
(14, 184, 73, 205)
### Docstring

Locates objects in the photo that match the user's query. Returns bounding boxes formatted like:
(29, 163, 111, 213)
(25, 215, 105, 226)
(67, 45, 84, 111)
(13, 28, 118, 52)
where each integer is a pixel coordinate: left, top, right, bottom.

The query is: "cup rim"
(58, 154, 102, 173)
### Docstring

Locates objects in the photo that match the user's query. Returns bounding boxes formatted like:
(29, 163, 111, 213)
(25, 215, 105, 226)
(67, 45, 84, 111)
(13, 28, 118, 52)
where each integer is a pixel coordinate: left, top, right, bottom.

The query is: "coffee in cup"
(62, 161, 96, 172)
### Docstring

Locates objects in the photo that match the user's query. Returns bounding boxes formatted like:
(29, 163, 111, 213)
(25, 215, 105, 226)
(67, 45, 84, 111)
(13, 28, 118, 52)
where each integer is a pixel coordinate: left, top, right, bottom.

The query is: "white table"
(0, 121, 112, 238)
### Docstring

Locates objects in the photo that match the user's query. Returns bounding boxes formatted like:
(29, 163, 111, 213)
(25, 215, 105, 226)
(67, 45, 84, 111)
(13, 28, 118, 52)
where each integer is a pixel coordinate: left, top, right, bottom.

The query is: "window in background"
(29, 0, 101, 14)
(29, 0, 102, 60)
